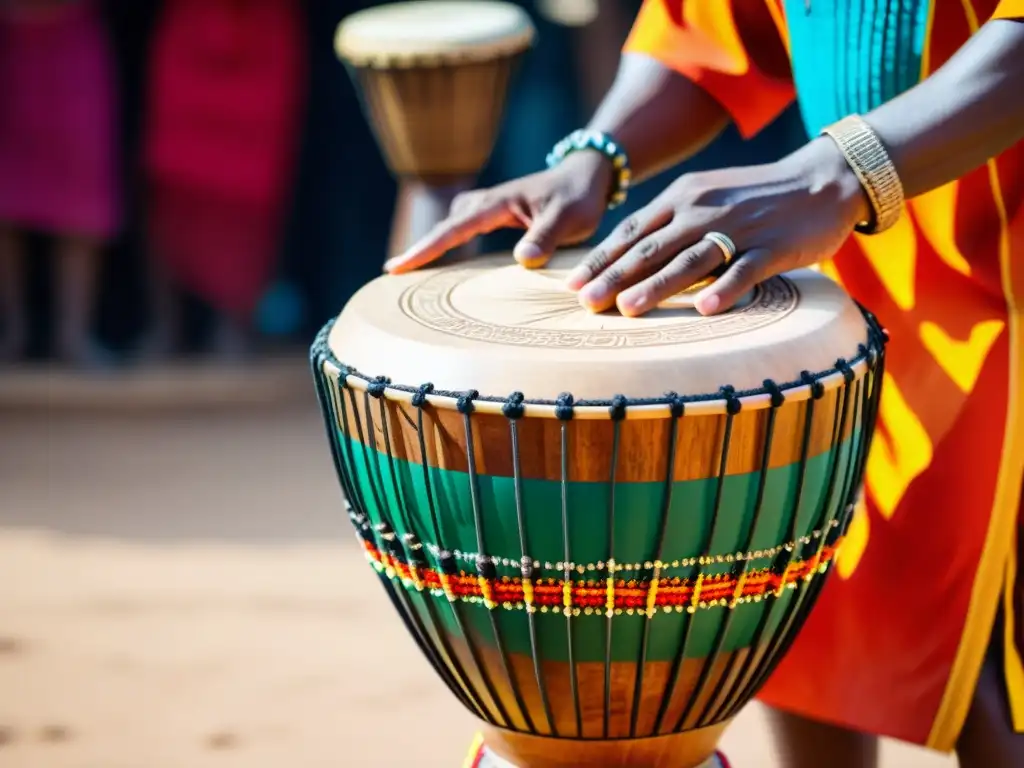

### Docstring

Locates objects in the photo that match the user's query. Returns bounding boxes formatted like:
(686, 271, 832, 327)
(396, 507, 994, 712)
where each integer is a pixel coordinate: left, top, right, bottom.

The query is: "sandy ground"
(0, 368, 956, 767)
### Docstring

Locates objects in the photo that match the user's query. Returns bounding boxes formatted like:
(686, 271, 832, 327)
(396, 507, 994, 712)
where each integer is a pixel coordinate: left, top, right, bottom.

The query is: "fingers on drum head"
(567, 208, 673, 290)
(386, 197, 514, 273)
(616, 237, 723, 316)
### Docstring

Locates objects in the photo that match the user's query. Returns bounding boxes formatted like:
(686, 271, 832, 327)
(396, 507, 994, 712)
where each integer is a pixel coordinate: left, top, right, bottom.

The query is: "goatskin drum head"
(335, 1, 535, 66)
(327, 251, 869, 401)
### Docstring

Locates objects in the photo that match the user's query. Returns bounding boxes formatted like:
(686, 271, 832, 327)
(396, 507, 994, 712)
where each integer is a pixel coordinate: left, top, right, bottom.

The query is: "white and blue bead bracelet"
(546, 129, 631, 210)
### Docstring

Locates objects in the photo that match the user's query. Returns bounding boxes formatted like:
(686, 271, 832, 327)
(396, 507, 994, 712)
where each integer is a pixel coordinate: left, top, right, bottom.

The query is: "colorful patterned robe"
(625, 0, 1024, 751)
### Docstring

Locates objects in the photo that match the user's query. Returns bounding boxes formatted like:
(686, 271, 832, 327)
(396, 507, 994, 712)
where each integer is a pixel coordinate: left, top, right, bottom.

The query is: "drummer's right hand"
(384, 151, 614, 274)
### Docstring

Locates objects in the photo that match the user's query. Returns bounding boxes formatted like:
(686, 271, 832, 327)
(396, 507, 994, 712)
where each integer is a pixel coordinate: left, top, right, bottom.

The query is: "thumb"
(513, 203, 575, 269)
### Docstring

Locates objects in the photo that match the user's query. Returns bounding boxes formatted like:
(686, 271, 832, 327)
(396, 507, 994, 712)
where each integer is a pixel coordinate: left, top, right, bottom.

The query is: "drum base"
(475, 723, 730, 768)
(465, 733, 731, 768)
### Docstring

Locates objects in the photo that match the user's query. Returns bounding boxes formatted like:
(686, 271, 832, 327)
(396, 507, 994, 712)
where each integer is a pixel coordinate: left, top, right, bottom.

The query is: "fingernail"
(696, 292, 720, 314)
(515, 241, 543, 266)
(579, 283, 607, 305)
(565, 268, 588, 290)
(618, 292, 646, 316)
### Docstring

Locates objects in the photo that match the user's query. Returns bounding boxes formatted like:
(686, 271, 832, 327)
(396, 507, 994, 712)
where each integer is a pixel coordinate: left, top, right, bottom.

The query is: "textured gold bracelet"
(821, 115, 905, 235)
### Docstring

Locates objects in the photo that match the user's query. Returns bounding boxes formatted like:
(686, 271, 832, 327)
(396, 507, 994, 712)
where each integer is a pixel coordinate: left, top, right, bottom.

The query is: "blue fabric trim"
(784, 0, 930, 135)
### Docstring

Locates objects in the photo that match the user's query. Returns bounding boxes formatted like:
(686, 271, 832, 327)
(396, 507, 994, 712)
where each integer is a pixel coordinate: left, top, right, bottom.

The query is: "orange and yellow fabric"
(625, 0, 1024, 751)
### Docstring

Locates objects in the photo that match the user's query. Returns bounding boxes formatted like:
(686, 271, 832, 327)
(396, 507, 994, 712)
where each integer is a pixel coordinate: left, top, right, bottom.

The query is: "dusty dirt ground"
(0, 366, 955, 767)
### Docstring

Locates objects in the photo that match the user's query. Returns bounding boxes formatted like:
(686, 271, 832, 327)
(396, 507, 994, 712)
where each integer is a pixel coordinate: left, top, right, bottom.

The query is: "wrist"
(819, 116, 905, 234)
(557, 150, 617, 199)
(547, 129, 631, 209)
(788, 136, 873, 228)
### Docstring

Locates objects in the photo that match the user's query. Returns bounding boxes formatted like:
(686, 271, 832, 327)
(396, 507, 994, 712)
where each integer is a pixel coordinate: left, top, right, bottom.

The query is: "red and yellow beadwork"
(362, 539, 840, 615)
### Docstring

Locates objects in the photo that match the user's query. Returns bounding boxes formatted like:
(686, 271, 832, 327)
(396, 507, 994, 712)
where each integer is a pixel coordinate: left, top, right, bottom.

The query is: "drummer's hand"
(566, 137, 871, 317)
(383, 152, 614, 274)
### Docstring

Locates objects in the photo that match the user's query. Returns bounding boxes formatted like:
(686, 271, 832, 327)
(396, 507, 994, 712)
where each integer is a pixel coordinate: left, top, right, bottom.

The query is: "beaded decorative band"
(820, 115, 904, 235)
(361, 538, 841, 617)
(361, 513, 844, 576)
(546, 129, 631, 209)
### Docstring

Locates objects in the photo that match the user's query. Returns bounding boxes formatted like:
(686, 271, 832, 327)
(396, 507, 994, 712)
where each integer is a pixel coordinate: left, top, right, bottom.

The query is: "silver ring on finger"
(701, 231, 737, 266)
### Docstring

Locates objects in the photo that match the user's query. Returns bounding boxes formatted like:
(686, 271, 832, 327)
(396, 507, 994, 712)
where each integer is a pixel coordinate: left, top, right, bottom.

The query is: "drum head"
(327, 252, 869, 402)
(335, 1, 535, 66)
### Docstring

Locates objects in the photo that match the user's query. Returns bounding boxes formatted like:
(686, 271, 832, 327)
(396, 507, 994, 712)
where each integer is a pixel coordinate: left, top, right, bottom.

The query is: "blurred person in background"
(140, 0, 306, 362)
(388, 1, 1024, 766)
(0, 0, 120, 367)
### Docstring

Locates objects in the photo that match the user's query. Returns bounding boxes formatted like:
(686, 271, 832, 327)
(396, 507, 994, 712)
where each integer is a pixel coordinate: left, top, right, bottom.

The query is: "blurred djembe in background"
(335, 0, 536, 260)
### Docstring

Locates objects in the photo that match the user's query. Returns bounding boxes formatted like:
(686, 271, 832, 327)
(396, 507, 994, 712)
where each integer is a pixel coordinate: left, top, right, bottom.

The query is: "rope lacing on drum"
(437, 550, 457, 576)
(311, 300, 888, 412)
(666, 391, 685, 419)
(308, 333, 503, 727)
(800, 370, 826, 400)
(373, 519, 399, 555)
(763, 379, 785, 408)
(835, 357, 855, 385)
(609, 394, 628, 421)
(411, 382, 434, 407)
(459, 382, 534, 728)
(307, 304, 890, 737)
(555, 392, 575, 421)
(476, 556, 498, 580)
(506, 384, 555, 730)
(457, 389, 479, 415)
(720, 385, 742, 415)
(502, 391, 526, 420)
(367, 375, 390, 398)
(862, 340, 879, 370)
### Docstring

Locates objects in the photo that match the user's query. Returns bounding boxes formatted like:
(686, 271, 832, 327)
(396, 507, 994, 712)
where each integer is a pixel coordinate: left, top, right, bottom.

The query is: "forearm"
(585, 53, 731, 184)
(866, 18, 1024, 200)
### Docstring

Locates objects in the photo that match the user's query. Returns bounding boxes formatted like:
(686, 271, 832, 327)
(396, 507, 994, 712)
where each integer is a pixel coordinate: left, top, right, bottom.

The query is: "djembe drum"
(310, 254, 886, 768)
(335, 1, 535, 258)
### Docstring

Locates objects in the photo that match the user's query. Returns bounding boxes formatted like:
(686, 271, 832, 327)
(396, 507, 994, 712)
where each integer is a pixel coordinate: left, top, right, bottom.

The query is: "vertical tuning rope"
(460, 390, 535, 732)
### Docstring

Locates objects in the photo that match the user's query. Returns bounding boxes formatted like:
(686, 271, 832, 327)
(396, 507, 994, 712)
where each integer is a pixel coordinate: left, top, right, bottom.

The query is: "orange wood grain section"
(331, 380, 863, 482)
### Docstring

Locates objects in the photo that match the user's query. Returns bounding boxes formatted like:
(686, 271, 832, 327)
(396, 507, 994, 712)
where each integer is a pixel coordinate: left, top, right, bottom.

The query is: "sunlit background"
(1, 1, 951, 765)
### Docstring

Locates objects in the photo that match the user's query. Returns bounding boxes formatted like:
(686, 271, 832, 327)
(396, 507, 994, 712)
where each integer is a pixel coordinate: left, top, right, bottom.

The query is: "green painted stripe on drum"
(341, 430, 861, 663)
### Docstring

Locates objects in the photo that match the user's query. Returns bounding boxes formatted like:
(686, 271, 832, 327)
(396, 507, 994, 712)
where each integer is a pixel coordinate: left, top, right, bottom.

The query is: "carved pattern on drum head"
(399, 266, 799, 348)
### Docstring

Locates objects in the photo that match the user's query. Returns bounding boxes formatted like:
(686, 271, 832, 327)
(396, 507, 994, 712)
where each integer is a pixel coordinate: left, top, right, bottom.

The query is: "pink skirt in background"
(147, 182, 282, 320)
(0, 2, 120, 240)
(143, 0, 306, 318)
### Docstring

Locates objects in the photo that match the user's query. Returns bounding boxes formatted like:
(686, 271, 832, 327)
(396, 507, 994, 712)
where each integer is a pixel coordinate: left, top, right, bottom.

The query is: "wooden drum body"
(310, 254, 886, 767)
(335, 1, 535, 256)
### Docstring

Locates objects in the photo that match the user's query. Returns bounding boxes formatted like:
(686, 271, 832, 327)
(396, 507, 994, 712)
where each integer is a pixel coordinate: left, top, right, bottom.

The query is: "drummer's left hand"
(565, 136, 871, 317)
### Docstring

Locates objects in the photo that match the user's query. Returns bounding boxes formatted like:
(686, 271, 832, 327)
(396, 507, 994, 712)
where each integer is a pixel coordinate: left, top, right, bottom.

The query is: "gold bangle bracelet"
(821, 115, 905, 235)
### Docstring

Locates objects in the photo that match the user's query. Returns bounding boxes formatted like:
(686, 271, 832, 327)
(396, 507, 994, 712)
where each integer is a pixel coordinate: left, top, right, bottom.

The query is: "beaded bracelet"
(546, 129, 631, 209)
